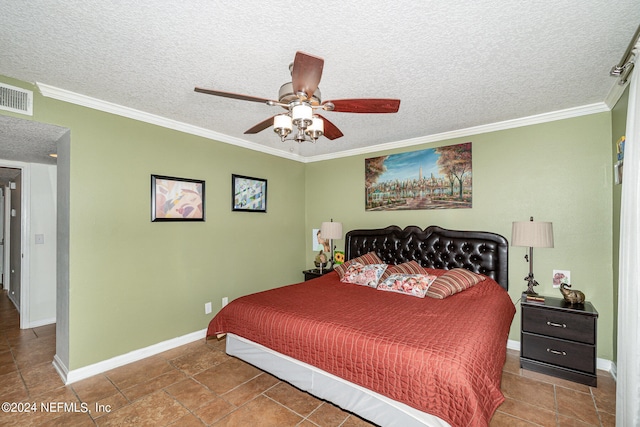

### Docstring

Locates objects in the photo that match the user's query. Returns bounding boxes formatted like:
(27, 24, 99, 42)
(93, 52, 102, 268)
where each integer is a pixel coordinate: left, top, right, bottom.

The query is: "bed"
(207, 225, 515, 426)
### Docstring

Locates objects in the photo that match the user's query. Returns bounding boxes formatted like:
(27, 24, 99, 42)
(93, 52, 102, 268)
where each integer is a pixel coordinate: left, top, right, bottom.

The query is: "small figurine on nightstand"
(314, 251, 328, 273)
(559, 283, 585, 305)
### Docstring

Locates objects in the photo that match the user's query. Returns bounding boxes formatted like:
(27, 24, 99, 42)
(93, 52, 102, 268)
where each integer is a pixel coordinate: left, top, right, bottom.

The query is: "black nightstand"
(520, 294, 598, 386)
(303, 268, 333, 281)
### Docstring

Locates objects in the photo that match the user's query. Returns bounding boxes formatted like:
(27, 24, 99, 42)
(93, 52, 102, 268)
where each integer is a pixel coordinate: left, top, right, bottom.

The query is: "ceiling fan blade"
(194, 87, 274, 104)
(291, 52, 324, 99)
(316, 114, 344, 140)
(244, 116, 275, 134)
(325, 99, 401, 113)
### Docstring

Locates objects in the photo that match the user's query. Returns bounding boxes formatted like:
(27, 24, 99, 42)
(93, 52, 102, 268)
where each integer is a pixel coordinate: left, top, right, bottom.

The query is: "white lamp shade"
(273, 114, 292, 131)
(511, 221, 554, 248)
(292, 104, 313, 124)
(306, 116, 324, 134)
(320, 221, 343, 240)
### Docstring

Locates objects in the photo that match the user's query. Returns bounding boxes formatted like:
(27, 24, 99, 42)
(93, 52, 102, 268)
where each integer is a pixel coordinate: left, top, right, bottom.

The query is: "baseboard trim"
(60, 328, 207, 385)
(56, 333, 615, 385)
(52, 354, 69, 383)
(507, 339, 520, 351)
(609, 361, 618, 382)
(507, 339, 615, 378)
(27, 317, 56, 329)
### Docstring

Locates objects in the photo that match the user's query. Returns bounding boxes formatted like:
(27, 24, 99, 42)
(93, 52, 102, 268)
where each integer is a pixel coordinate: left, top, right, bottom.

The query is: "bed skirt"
(225, 333, 451, 427)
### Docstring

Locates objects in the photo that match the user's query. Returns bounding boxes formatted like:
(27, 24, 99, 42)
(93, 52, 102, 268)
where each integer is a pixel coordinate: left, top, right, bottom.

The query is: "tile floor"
(0, 290, 616, 426)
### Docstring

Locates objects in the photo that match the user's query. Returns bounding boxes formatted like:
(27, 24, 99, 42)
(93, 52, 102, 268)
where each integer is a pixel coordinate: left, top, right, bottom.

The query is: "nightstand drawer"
(522, 333, 595, 373)
(522, 305, 596, 344)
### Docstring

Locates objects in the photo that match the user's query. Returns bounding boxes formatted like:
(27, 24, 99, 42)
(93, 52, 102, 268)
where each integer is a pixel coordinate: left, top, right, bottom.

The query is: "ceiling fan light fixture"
(273, 114, 292, 140)
(305, 116, 324, 140)
(195, 51, 400, 144)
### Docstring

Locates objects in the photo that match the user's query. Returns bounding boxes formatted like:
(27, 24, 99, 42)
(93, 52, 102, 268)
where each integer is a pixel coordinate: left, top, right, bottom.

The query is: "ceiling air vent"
(0, 83, 33, 116)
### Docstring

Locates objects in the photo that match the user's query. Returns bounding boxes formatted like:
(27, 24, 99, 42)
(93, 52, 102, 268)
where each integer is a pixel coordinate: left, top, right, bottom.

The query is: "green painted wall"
(63, 111, 305, 369)
(1, 76, 306, 369)
(0, 74, 619, 367)
(305, 113, 615, 360)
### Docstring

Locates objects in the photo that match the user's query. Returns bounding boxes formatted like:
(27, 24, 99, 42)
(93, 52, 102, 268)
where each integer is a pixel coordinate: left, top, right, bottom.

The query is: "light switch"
(35, 234, 45, 244)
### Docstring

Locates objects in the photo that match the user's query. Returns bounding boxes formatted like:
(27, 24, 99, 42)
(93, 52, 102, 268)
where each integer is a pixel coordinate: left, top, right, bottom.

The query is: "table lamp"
(320, 219, 343, 268)
(511, 217, 554, 295)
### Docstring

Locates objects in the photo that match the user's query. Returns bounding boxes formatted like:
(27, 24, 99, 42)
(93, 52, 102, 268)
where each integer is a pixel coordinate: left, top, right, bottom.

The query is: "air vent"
(0, 83, 33, 116)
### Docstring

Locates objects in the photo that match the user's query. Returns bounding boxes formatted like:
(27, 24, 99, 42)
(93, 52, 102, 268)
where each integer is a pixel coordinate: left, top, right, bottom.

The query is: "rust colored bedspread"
(207, 271, 515, 426)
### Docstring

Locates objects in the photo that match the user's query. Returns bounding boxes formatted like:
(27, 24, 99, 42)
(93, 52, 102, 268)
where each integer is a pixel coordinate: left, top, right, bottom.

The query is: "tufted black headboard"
(345, 225, 509, 290)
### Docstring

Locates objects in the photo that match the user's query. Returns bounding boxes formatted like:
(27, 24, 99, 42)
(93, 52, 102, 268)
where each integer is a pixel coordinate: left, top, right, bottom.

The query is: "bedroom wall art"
(232, 174, 267, 212)
(313, 228, 330, 252)
(151, 174, 205, 221)
(365, 142, 473, 211)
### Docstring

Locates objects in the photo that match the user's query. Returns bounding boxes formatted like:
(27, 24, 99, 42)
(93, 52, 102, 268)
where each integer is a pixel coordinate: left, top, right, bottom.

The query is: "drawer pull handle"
(547, 348, 567, 356)
(546, 321, 566, 328)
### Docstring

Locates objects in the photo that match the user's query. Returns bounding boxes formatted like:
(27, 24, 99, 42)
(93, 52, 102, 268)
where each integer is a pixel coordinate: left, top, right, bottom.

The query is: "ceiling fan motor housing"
(278, 82, 321, 106)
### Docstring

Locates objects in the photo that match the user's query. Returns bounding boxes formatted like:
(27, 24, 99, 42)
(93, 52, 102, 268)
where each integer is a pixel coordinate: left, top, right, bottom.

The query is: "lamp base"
(523, 273, 539, 295)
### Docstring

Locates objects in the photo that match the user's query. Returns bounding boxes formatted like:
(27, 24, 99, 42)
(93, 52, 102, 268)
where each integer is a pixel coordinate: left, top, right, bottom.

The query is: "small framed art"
(232, 174, 267, 213)
(151, 174, 205, 221)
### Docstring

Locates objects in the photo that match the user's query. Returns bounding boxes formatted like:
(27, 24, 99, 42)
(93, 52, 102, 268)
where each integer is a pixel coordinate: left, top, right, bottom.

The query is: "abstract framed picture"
(232, 174, 267, 213)
(151, 175, 205, 222)
(365, 142, 473, 211)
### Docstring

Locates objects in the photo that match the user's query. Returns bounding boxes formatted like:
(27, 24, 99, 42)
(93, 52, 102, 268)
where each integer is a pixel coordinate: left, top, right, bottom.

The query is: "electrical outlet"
(552, 270, 570, 288)
(205, 302, 212, 314)
(222, 297, 228, 307)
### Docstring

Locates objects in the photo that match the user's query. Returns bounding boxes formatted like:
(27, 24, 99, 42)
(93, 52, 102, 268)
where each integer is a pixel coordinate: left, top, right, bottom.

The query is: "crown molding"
(36, 83, 610, 164)
(306, 102, 610, 162)
(36, 83, 305, 162)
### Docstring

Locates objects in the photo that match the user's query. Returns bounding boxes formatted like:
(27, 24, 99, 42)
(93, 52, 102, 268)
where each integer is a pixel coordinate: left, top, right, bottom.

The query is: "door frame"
(0, 160, 30, 328)
(2, 186, 9, 291)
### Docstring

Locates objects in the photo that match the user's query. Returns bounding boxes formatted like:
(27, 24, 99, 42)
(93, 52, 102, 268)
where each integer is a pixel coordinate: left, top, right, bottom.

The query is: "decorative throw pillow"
(377, 274, 438, 298)
(334, 252, 384, 279)
(426, 268, 486, 299)
(380, 260, 427, 281)
(341, 263, 388, 287)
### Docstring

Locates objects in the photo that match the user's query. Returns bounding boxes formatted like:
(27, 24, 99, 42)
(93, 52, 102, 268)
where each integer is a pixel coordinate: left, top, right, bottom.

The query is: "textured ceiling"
(0, 115, 65, 186)
(0, 116, 65, 166)
(0, 1, 638, 160)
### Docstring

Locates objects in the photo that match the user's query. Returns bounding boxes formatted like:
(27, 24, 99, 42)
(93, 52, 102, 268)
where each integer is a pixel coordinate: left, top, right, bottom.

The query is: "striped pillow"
(380, 260, 427, 281)
(426, 268, 486, 299)
(334, 252, 383, 279)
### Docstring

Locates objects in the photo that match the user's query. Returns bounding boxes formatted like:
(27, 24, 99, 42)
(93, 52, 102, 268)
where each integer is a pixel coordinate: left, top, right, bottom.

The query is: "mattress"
(207, 270, 515, 426)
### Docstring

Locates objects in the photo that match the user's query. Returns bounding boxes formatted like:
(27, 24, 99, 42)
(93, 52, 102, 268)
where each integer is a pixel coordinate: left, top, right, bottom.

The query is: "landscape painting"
(365, 142, 473, 211)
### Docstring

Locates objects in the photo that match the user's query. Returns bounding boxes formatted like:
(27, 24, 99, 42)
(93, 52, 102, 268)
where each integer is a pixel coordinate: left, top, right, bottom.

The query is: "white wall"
(28, 162, 57, 326)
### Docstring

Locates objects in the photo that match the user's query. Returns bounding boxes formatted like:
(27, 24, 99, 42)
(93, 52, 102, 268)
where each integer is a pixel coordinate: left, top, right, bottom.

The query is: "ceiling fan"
(195, 51, 401, 143)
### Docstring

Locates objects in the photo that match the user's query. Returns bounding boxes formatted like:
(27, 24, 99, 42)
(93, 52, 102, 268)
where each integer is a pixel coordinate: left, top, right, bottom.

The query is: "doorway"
(0, 114, 68, 375)
(0, 166, 24, 321)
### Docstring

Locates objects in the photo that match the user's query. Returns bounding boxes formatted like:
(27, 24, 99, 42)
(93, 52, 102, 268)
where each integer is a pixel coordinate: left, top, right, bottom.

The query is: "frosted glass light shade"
(292, 104, 313, 126)
(273, 114, 292, 131)
(306, 116, 324, 138)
